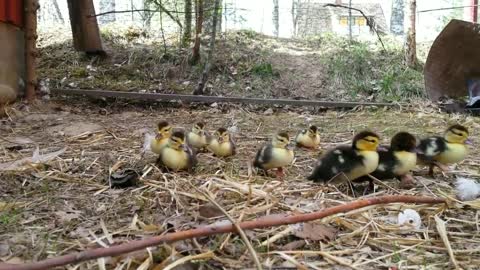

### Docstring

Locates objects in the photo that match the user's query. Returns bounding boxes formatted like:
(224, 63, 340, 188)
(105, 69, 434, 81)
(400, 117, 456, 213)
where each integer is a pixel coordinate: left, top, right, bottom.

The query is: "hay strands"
(0, 195, 446, 270)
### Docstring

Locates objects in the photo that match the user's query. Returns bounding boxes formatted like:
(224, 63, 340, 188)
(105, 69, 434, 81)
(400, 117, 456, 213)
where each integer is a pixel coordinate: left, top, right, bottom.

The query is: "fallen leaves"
(198, 203, 224, 218)
(292, 222, 337, 242)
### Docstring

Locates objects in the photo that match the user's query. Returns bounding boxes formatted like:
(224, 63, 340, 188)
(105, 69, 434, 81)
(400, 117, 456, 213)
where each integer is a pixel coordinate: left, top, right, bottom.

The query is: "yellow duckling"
(157, 130, 197, 172)
(295, 125, 320, 149)
(207, 127, 236, 157)
(253, 132, 294, 178)
(369, 132, 418, 188)
(307, 131, 380, 186)
(417, 124, 471, 175)
(187, 122, 209, 150)
(150, 121, 172, 154)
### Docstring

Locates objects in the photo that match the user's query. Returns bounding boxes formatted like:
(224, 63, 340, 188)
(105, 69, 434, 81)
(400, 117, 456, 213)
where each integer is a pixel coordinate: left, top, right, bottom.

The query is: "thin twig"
(197, 188, 263, 270)
(0, 195, 446, 270)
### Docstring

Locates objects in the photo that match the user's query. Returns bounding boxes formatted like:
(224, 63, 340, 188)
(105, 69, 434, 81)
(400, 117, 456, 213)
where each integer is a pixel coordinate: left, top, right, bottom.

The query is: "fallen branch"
(0, 195, 446, 270)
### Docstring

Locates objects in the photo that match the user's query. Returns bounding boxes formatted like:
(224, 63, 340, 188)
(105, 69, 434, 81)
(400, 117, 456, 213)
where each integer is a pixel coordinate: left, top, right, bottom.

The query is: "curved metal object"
(424, 19, 480, 101)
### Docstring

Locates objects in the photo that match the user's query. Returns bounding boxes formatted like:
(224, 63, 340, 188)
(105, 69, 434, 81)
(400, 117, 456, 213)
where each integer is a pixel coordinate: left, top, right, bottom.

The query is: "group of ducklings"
(149, 120, 471, 188)
(150, 121, 236, 172)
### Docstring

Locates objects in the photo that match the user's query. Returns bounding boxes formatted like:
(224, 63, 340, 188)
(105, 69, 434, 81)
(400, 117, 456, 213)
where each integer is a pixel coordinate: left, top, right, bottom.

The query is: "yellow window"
(339, 16, 348, 26)
(355, 17, 366, 26)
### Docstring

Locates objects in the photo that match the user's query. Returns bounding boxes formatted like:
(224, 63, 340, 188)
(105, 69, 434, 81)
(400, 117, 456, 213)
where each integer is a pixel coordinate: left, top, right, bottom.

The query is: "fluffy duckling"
(207, 128, 236, 157)
(295, 125, 320, 149)
(417, 124, 471, 175)
(187, 122, 209, 150)
(253, 132, 294, 178)
(307, 131, 380, 185)
(150, 121, 172, 154)
(367, 132, 418, 188)
(157, 130, 197, 172)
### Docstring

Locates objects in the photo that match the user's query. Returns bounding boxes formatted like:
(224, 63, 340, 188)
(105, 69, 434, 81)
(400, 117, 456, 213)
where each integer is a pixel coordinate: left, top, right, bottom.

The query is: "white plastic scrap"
(142, 133, 155, 154)
(455, 177, 480, 201)
(0, 147, 66, 171)
(397, 209, 422, 230)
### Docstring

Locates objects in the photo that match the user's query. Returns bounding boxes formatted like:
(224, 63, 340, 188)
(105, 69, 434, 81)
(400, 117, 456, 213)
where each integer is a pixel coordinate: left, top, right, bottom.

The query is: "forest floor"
(37, 27, 427, 103)
(1, 98, 480, 269)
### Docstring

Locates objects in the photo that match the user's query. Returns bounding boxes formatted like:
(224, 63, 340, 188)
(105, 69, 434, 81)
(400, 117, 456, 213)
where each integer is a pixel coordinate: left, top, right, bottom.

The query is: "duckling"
(253, 132, 294, 178)
(362, 132, 418, 189)
(187, 122, 209, 151)
(417, 124, 471, 175)
(295, 125, 320, 150)
(307, 131, 380, 186)
(150, 121, 172, 154)
(207, 127, 236, 157)
(157, 130, 197, 172)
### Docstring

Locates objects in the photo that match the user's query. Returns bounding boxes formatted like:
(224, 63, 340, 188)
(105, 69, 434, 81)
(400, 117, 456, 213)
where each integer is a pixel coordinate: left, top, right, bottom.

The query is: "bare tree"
(182, 0, 193, 47)
(190, 0, 204, 65)
(405, 0, 416, 68)
(273, 0, 279, 37)
(52, 0, 65, 24)
(193, 0, 221, 95)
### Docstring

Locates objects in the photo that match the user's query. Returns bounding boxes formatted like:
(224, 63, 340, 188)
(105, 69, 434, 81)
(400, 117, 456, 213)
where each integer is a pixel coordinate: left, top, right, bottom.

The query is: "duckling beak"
(181, 144, 188, 151)
(465, 139, 473, 145)
(218, 137, 224, 143)
(155, 133, 163, 140)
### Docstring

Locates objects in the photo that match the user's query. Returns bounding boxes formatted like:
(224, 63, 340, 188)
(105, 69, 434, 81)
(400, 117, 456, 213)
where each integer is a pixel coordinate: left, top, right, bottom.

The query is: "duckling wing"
(370, 150, 397, 180)
(308, 146, 363, 182)
(254, 144, 272, 169)
(417, 136, 446, 162)
(186, 146, 197, 172)
(230, 137, 237, 156)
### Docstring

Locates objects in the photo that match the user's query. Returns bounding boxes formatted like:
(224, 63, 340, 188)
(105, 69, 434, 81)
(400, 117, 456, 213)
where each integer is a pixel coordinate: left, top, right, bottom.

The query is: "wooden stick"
(0, 195, 445, 270)
(24, 0, 39, 102)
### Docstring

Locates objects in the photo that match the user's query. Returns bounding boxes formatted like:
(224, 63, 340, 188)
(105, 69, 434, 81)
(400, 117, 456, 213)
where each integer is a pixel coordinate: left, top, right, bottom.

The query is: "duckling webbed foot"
(275, 167, 285, 179)
(399, 174, 415, 189)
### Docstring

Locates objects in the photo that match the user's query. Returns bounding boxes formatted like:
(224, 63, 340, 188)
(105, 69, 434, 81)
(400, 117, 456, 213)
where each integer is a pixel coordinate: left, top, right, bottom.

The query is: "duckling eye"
(364, 138, 377, 143)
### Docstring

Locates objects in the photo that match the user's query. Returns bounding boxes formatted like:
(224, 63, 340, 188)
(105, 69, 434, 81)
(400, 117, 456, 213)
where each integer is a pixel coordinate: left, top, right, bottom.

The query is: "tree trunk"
(193, 0, 221, 95)
(405, 0, 416, 68)
(390, 0, 404, 35)
(182, 0, 193, 47)
(273, 0, 279, 37)
(99, 0, 116, 24)
(190, 0, 204, 65)
(348, 0, 353, 40)
(291, 0, 298, 37)
(67, 0, 105, 55)
(25, 0, 39, 103)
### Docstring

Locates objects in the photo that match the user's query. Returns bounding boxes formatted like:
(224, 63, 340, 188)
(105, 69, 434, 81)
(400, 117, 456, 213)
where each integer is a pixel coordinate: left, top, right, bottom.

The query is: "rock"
(263, 108, 274, 115)
(47, 122, 104, 136)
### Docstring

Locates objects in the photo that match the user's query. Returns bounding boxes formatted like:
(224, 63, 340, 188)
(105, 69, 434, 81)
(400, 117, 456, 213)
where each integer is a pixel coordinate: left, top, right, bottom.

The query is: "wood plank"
(51, 89, 399, 108)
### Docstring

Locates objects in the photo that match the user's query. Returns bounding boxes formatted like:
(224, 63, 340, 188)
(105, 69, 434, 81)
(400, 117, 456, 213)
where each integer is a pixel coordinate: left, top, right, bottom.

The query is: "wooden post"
(472, 0, 478, 23)
(25, 0, 39, 102)
(67, 0, 105, 55)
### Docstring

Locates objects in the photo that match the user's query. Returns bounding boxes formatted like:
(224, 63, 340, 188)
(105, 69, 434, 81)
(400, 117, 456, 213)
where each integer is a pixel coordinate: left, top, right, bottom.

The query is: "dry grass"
(1, 98, 480, 269)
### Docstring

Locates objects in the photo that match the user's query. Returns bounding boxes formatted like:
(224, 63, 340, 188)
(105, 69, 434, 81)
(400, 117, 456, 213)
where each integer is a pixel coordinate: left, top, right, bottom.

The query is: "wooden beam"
(51, 89, 399, 108)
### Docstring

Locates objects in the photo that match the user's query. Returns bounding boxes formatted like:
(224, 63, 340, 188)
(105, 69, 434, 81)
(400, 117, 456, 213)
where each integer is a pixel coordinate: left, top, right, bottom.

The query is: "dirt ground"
(1, 98, 480, 269)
